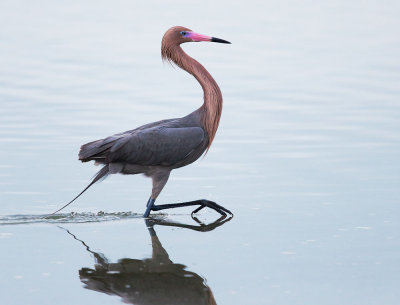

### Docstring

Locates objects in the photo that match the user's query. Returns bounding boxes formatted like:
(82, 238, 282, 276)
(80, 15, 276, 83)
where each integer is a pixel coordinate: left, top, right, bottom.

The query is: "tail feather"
(48, 165, 109, 216)
(79, 136, 120, 162)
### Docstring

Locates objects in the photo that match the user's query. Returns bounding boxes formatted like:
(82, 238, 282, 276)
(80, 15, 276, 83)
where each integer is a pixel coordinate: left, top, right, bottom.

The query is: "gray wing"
(80, 126, 205, 166)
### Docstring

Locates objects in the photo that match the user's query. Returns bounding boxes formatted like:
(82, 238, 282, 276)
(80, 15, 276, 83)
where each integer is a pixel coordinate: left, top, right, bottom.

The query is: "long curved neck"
(165, 45, 223, 151)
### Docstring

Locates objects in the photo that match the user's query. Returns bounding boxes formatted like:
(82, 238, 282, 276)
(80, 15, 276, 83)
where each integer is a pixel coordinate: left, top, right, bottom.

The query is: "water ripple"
(0, 211, 142, 225)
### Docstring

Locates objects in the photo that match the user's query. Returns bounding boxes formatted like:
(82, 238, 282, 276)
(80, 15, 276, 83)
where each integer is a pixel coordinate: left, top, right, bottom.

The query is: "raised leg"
(143, 199, 232, 217)
(144, 170, 232, 217)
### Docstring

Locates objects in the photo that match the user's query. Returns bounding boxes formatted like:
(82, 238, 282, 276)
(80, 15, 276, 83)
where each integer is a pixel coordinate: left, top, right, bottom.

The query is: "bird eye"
(180, 31, 187, 36)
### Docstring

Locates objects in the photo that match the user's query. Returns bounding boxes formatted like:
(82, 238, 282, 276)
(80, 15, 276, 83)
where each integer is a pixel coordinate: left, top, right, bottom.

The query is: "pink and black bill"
(180, 31, 231, 44)
(210, 37, 231, 44)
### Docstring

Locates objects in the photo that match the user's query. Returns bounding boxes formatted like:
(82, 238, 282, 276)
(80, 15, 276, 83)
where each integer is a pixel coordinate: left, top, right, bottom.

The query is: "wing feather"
(106, 127, 205, 166)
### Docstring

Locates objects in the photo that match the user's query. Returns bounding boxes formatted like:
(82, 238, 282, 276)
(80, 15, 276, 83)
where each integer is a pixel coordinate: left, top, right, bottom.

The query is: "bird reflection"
(61, 215, 231, 305)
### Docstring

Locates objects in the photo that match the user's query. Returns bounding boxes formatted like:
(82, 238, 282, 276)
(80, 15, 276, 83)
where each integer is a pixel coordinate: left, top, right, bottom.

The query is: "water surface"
(1, 1, 400, 304)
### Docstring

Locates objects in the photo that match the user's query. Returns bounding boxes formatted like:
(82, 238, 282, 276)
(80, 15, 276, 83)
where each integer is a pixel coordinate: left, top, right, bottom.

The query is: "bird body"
(79, 108, 207, 199)
(51, 26, 232, 217)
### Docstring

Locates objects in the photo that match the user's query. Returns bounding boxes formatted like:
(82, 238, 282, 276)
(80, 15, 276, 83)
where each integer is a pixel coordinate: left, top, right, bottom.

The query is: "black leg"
(143, 197, 155, 217)
(147, 199, 232, 216)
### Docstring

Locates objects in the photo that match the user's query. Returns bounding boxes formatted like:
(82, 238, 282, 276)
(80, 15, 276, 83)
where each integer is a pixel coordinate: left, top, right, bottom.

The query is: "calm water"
(1, 1, 400, 304)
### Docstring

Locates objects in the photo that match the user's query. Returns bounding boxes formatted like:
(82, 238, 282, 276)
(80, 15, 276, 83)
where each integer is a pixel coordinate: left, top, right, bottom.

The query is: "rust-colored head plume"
(161, 26, 230, 152)
(161, 26, 192, 66)
(162, 26, 230, 66)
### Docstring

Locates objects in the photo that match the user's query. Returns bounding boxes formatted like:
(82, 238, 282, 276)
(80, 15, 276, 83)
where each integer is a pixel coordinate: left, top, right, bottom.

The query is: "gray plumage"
(79, 110, 206, 170)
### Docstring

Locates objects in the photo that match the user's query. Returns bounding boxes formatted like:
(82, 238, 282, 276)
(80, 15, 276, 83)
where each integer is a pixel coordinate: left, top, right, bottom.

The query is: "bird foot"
(190, 199, 232, 216)
(146, 199, 232, 217)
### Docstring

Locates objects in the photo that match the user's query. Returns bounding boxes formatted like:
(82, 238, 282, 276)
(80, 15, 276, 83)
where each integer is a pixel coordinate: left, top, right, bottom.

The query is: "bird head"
(161, 26, 231, 63)
(162, 26, 231, 45)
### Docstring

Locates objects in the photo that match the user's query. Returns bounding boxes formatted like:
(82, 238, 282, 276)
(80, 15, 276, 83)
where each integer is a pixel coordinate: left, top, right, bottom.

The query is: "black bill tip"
(211, 37, 231, 44)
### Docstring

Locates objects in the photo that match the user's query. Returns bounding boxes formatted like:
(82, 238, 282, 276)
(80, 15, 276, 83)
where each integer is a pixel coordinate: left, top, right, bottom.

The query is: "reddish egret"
(51, 26, 232, 217)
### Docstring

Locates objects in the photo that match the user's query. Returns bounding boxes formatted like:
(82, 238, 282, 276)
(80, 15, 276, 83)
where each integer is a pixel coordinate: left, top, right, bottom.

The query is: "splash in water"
(0, 211, 143, 226)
